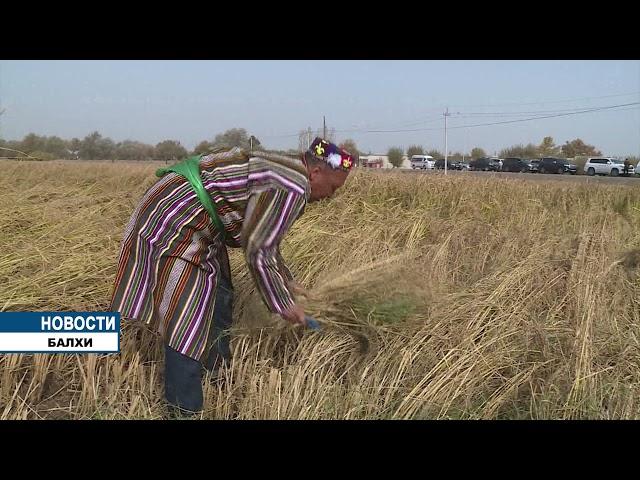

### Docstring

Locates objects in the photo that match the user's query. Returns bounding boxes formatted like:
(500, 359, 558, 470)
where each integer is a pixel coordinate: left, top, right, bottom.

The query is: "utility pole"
(250, 135, 253, 153)
(444, 107, 451, 175)
(323, 116, 327, 139)
(462, 128, 467, 164)
(307, 127, 311, 148)
(0, 108, 5, 143)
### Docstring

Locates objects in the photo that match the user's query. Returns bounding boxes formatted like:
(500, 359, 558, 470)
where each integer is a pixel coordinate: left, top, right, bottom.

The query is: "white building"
(360, 154, 410, 169)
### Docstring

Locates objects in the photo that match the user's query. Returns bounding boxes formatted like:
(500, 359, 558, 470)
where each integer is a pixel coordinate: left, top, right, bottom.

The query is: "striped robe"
(110, 147, 310, 362)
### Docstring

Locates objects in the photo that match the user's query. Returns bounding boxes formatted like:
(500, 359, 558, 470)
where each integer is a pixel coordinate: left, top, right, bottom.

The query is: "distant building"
(360, 154, 410, 169)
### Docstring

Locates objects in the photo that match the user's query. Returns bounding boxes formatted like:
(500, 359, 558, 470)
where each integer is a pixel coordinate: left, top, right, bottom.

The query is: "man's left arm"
(242, 188, 306, 316)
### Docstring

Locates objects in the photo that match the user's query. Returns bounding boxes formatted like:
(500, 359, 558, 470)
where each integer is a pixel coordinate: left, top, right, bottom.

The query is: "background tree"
(192, 140, 216, 155)
(0, 139, 27, 157)
(115, 140, 155, 160)
(499, 143, 539, 158)
(538, 136, 560, 157)
(298, 128, 314, 152)
(11, 134, 71, 159)
(79, 131, 116, 160)
(154, 140, 187, 162)
(406, 145, 424, 160)
(213, 128, 246, 148)
(99, 138, 116, 160)
(427, 149, 443, 158)
(471, 147, 486, 159)
(20, 133, 47, 154)
(79, 132, 100, 159)
(387, 147, 404, 168)
(44, 136, 69, 159)
(448, 151, 464, 162)
(315, 127, 336, 143)
(560, 138, 601, 158)
(212, 128, 261, 150)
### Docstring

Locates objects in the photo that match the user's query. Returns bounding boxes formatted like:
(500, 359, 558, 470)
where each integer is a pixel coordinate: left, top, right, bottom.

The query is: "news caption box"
(0, 312, 120, 353)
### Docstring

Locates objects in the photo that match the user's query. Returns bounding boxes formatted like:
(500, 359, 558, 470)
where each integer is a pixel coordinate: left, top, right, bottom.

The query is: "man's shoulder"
(250, 151, 307, 176)
(201, 146, 250, 165)
(249, 151, 309, 196)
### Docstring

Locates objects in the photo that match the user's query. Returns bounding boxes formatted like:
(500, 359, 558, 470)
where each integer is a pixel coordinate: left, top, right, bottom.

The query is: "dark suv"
(434, 159, 455, 170)
(538, 157, 578, 175)
(501, 157, 532, 173)
(452, 161, 471, 171)
(469, 157, 501, 171)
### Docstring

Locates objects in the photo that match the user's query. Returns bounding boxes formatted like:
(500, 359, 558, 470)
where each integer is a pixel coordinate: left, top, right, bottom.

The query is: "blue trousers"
(164, 273, 234, 415)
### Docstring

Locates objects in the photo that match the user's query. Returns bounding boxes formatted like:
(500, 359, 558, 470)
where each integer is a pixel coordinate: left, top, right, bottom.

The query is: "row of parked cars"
(410, 155, 636, 176)
(411, 155, 471, 171)
(470, 157, 579, 174)
(410, 155, 576, 173)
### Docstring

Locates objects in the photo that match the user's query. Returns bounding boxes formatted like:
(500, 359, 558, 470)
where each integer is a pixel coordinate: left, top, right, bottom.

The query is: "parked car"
(584, 157, 635, 177)
(501, 157, 532, 173)
(538, 157, 577, 174)
(453, 161, 471, 171)
(528, 159, 540, 173)
(410, 155, 435, 170)
(469, 157, 501, 171)
(434, 159, 455, 170)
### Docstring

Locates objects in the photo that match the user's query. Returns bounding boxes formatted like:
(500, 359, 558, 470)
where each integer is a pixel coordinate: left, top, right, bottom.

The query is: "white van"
(411, 155, 435, 170)
(584, 157, 635, 176)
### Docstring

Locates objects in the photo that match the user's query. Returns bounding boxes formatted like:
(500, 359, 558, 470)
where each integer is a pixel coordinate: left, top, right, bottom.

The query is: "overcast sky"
(1, 60, 639, 156)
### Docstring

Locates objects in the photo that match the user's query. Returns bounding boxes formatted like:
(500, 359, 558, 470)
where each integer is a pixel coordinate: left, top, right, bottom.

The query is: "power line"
(476, 105, 640, 118)
(349, 91, 640, 133)
(262, 131, 302, 139)
(453, 105, 638, 116)
(447, 91, 640, 109)
(261, 117, 442, 138)
(387, 116, 448, 128)
(347, 102, 640, 134)
(359, 112, 444, 131)
(448, 102, 640, 130)
(260, 99, 640, 140)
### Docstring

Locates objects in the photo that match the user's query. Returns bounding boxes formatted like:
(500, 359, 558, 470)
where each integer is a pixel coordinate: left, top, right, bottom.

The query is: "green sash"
(156, 155, 226, 241)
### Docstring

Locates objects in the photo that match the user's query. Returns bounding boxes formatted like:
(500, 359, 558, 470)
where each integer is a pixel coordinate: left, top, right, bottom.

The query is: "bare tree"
(298, 129, 309, 152)
(406, 145, 424, 159)
(315, 127, 336, 142)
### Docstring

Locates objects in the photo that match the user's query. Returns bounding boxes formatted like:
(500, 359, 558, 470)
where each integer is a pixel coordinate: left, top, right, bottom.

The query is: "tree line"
(0, 128, 267, 162)
(2, 130, 635, 168)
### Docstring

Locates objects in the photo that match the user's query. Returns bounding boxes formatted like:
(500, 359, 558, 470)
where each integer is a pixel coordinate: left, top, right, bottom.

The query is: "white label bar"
(0, 332, 119, 352)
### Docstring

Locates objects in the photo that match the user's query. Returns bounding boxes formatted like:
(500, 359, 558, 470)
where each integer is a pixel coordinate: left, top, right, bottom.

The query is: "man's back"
(199, 147, 310, 247)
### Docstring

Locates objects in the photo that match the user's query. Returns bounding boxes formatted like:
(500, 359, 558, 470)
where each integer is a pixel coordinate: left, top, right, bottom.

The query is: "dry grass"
(1, 160, 640, 419)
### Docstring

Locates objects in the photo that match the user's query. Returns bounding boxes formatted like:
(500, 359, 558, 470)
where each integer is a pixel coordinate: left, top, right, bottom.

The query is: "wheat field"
(1, 159, 639, 419)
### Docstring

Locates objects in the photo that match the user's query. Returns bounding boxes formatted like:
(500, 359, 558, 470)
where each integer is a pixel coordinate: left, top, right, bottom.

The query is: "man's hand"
(280, 303, 306, 327)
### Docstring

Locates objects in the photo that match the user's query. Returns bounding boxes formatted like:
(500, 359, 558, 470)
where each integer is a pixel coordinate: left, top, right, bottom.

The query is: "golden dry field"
(1, 160, 640, 419)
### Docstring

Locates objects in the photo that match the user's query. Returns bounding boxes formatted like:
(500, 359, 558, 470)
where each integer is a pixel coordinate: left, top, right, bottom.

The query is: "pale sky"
(1, 60, 639, 156)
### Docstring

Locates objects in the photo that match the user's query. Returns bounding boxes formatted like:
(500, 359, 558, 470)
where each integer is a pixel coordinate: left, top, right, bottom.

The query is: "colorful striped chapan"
(110, 147, 310, 362)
